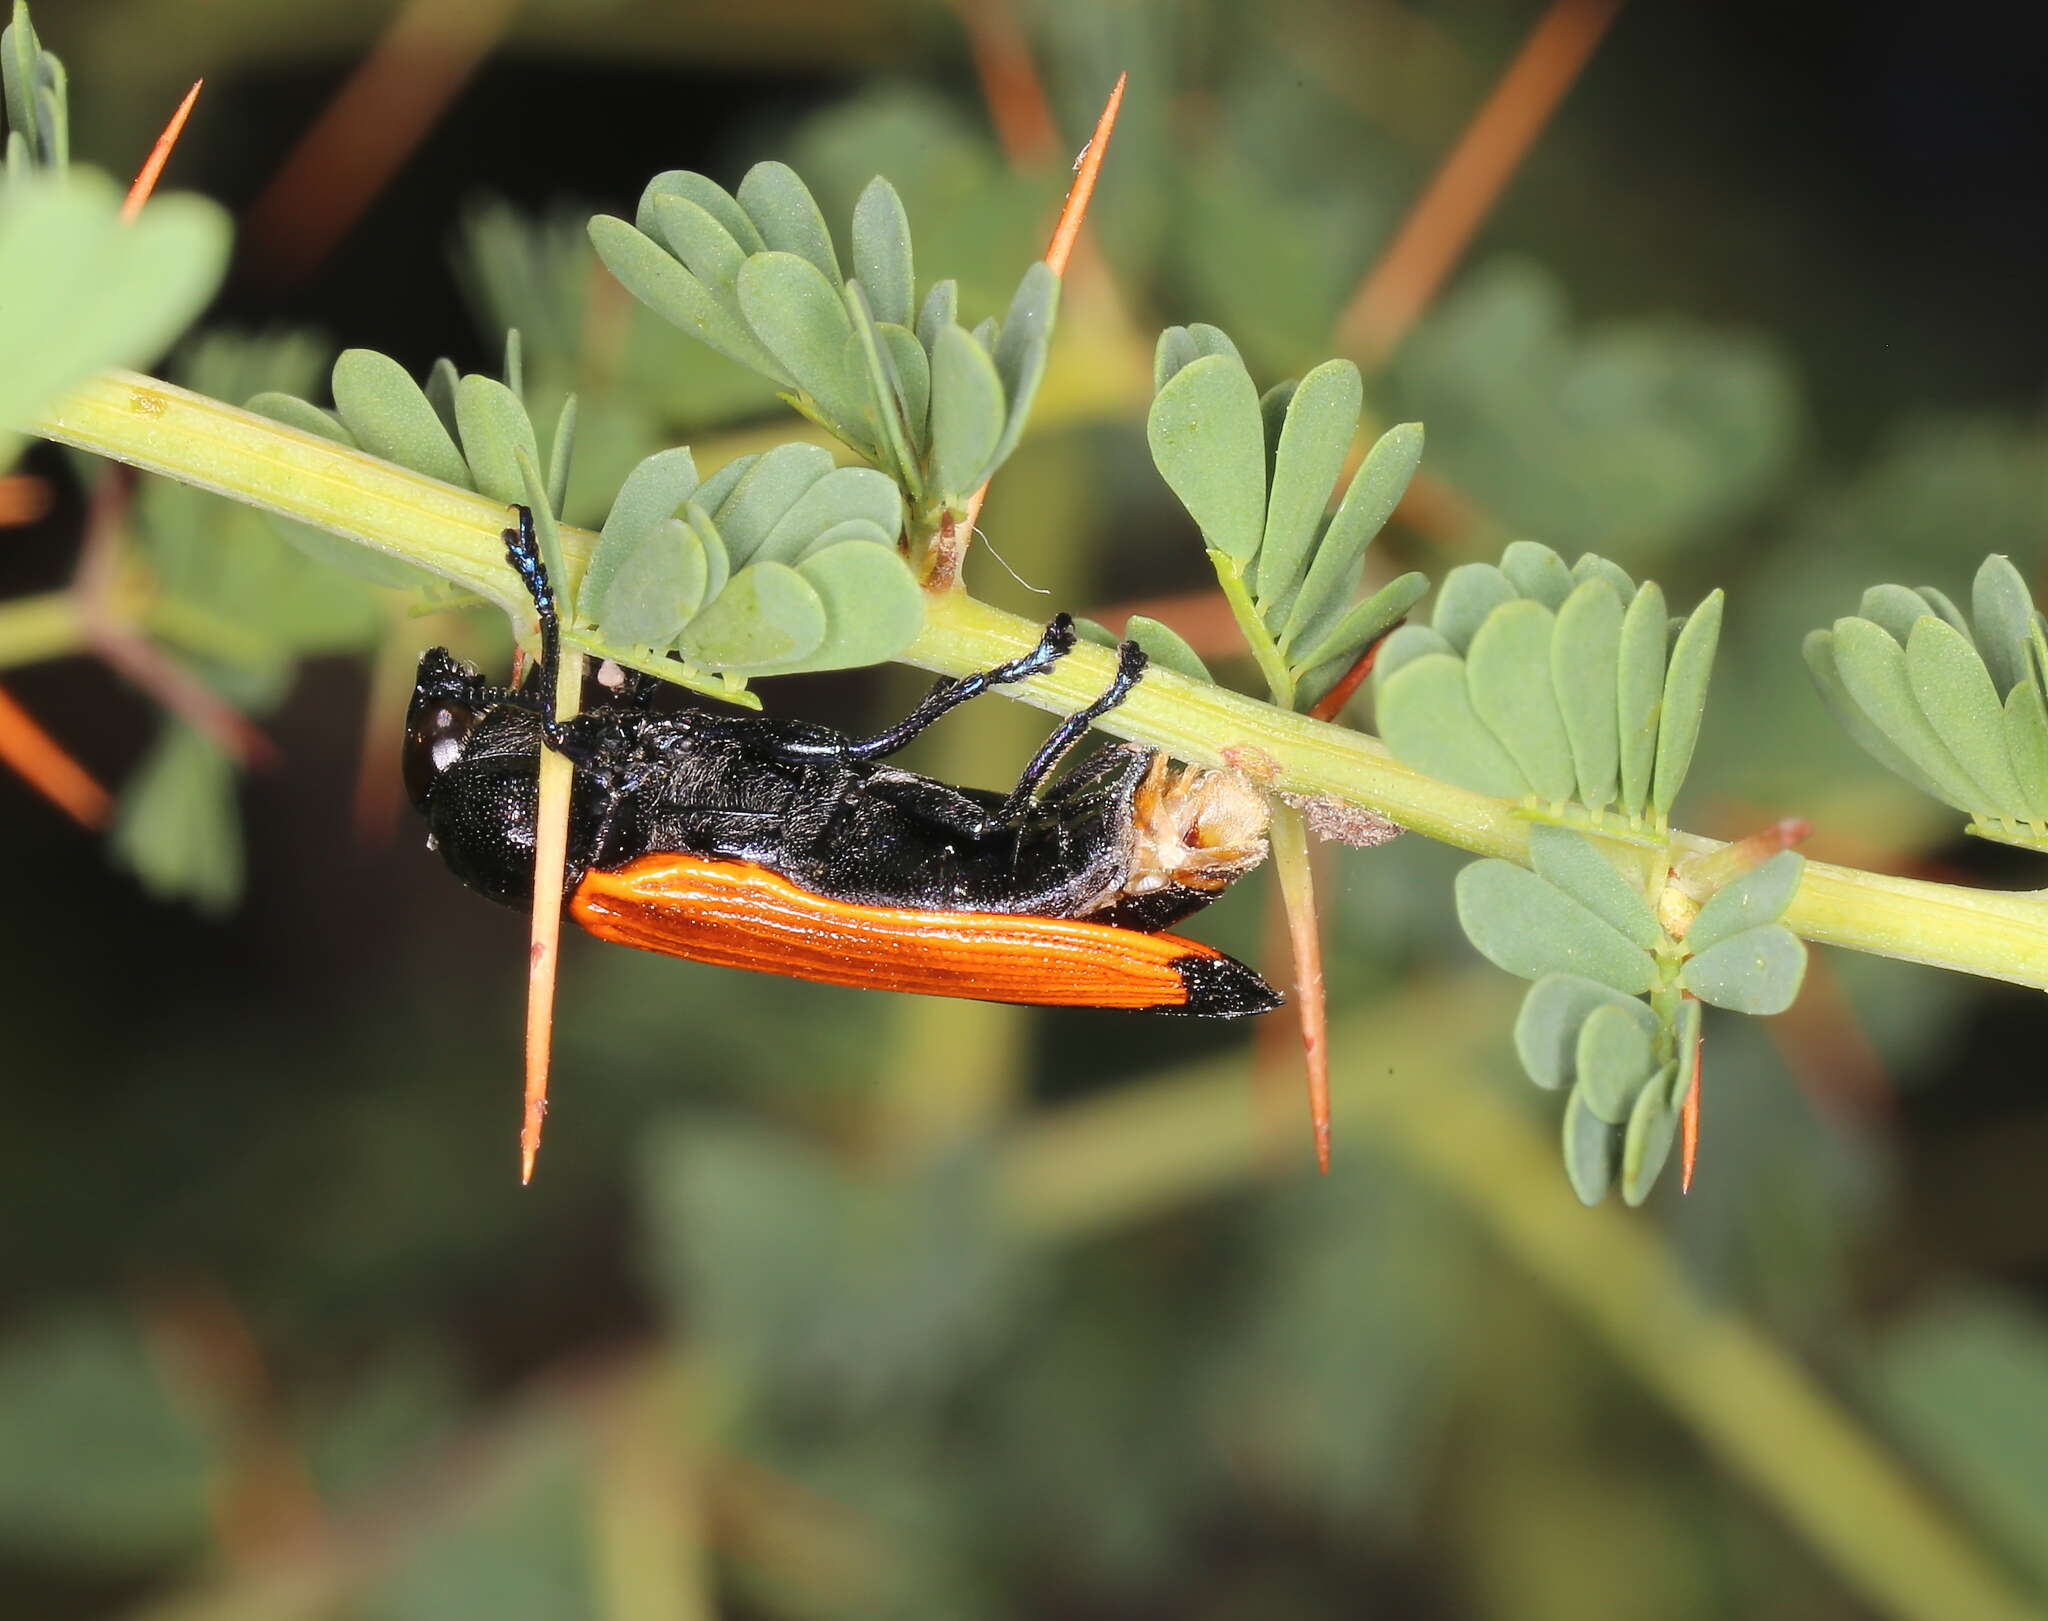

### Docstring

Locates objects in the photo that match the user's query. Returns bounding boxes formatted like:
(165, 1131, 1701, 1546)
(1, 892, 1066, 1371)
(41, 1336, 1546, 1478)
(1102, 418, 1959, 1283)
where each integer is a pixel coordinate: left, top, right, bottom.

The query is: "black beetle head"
(404, 648, 490, 813)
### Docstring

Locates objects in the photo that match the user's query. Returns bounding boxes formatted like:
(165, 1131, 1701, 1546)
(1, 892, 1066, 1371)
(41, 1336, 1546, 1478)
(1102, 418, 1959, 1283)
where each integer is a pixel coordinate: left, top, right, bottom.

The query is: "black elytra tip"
(1169, 953, 1285, 1019)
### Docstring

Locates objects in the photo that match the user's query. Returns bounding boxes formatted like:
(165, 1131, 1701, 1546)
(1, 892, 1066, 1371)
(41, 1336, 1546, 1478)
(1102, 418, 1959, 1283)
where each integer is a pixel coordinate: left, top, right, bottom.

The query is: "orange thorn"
(0, 681, 111, 829)
(930, 72, 1129, 590)
(1680, 1023, 1702, 1192)
(0, 475, 52, 526)
(1338, 0, 1624, 363)
(1044, 73, 1125, 279)
(1308, 622, 1404, 723)
(123, 80, 203, 222)
(520, 647, 581, 1183)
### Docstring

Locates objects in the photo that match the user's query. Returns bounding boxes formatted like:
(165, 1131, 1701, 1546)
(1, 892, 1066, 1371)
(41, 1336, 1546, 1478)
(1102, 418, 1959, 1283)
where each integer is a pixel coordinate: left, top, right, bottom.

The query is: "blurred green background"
(4, 1, 2048, 1617)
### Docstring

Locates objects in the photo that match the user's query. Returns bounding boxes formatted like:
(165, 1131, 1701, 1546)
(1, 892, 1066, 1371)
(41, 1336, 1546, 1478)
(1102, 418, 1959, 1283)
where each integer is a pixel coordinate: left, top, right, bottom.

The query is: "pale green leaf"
(1552, 579, 1623, 811)
(1377, 653, 1531, 799)
(682, 561, 828, 670)
(1465, 600, 1577, 802)
(1526, 825, 1661, 948)
(1687, 850, 1805, 952)
(1513, 974, 1656, 1091)
(1454, 860, 1658, 994)
(1650, 589, 1722, 818)
(1147, 351, 1266, 566)
(1679, 924, 1806, 1013)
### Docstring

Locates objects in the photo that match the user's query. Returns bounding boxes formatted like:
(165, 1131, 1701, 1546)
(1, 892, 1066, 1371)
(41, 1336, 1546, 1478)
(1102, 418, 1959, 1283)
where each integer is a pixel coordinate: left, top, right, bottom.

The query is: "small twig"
(926, 73, 1127, 591)
(1337, 0, 1625, 363)
(0, 681, 110, 828)
(122, 80, 203, 221)
(949, 0, 1061, 165)
(73, 472, 276, 766)
(1269, 806, 1331, 1171)
(521, 646, 581, 1184)
(241, 0, 515, 284)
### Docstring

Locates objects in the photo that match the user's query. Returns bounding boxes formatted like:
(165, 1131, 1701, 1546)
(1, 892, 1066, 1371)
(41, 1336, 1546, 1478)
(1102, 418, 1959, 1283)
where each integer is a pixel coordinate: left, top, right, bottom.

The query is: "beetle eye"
(403, 696, 479, 810)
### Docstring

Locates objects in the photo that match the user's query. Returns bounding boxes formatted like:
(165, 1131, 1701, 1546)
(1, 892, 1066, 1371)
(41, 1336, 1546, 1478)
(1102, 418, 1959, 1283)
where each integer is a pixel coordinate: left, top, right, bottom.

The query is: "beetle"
(405, 508, 1280, 1017)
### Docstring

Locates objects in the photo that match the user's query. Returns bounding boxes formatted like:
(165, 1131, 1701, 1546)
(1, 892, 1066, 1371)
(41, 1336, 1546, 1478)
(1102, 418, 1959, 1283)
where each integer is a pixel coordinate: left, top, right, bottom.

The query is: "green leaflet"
(1376, 653, 1531, 800)
(1572, 553, 1636, 600)
(1525, 826, 1661, 948)
(1552, 579, 1623, 811)
(1615, 581, 1668, 817)
(646, 193, 747, 296)
(583, 446, 701, 624)
(1575, 1002, 1657, 1124)
(111, 723, 243, 915)
(927, 322, 1006, 503)
(1513, 974, 1658, 1091)
(1972, 554, 2040, 699)
(1829, 615, 1989, 810)
(1147, 352, 1266, 567)
(1860, 582, 1936, 648)
(1906, 614, 2030, 820)
(1804, 628, 1953, 801)
(1371, 623, 1456, 682)
(1153, 322, 1244, 391)
(1620, 1071, 1681, 1207)
(1287, 572, 1429, 679)
(1123, 615, 1213, 683)
(681, 561, 827, 670)
(1254, 358, 1362, 613)
(1686, 850, 1804, 952)
(850, 176, 914, 328)
(985, 261, 1057, 476)
(636, 170, 765, 256)
(735, 252, 870, 445)
(1431, 562, 1517, 653)
(1499, 540, 1575, 609)
(0, 172, 229, 463)
(736, 160, 841, 284)
(1679, 923, 1806, 1014)
(1561, 1086, 1619, 1206)
(586, 214, 788, 383)
(1453, 860, 1658, 995)
(711, 443, 838, 567)
(1650, 588, 1723, 819)
(769, 541, 923, 674)
(751, 466, 902, 567)
(1464, 600, 1576, 803)
(2002, 680, 2048, 812)
(246, 391, 356, 448)
(1281, 422, 1424, 652)
(595, 517, 705, 649)
(329, 348, 470, 487)
(452, 374, 539, 507)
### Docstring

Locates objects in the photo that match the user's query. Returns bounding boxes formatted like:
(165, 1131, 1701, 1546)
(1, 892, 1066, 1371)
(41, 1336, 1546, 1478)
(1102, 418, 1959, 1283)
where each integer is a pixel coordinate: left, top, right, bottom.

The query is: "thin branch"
(950, 0, 1061, 165)
(31, 371, 2048, 995)
(0, 681, 110, 828)
(521, 646, 581, 1184)
(73, 471, 275, 766)
(1337, 0, 1625, 363)
(241, 0, 515, 285)
(926, 72, 1127, 590)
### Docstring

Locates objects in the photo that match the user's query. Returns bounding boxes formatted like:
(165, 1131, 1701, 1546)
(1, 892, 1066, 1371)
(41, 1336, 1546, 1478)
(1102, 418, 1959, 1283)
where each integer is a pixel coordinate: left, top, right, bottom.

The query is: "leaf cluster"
(0, 8, 227, 467)
(1374, 543, 1723, 831)
(1460, 827, 1806, 1204)
(1806, 556, 2048, 849)
(590, 163, 1056, 544)
(1144, 323, 1427, 710)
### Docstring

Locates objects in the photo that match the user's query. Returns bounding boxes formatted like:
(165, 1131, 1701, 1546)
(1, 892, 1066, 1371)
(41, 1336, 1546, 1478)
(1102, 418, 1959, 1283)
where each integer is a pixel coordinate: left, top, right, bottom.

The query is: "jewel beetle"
(405, 508, 1280, 1017)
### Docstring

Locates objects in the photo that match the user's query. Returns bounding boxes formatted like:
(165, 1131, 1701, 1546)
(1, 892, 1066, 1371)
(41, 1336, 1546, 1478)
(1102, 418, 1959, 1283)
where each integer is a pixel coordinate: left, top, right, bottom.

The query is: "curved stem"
(27, 370, 2048, 992)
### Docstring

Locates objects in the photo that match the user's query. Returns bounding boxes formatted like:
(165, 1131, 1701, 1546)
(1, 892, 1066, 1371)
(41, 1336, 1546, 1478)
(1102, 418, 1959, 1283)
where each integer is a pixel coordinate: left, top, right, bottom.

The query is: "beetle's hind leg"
(998, 639, 1149, 821)
(774, 613, 1080, 764)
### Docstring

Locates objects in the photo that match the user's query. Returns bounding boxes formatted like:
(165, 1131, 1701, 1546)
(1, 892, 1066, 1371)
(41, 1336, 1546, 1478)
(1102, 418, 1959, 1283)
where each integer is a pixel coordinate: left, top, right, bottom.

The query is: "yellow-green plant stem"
(26, 369, 2048, 991)
(1000, 977, 2046, 1621)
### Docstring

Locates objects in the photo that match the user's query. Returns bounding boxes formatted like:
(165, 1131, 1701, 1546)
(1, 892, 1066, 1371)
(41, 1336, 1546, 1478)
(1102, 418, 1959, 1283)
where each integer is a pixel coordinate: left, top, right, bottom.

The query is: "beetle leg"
(996, 640, 1149, 821)
(500, 505, 583, 752)
(770, 614, 1079, 764)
